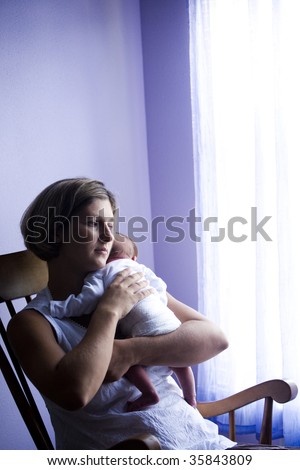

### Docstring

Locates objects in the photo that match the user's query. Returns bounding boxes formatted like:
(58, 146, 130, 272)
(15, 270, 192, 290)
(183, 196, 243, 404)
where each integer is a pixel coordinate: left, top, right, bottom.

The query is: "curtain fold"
(189, 0, 300, 445)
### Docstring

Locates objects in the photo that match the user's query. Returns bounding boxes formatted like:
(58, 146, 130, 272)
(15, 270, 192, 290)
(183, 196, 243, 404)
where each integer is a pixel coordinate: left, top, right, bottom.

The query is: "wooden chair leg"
(229, 410, 236, 442)
(260, 396, 273, 444)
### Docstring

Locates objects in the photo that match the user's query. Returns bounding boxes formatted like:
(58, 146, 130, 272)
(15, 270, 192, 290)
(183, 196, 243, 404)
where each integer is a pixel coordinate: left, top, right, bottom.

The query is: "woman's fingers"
(113, 269, 152, 293)
(114, 269, 144, 286)
(97, 268, 155, 320)
(135, 285, 155, 297)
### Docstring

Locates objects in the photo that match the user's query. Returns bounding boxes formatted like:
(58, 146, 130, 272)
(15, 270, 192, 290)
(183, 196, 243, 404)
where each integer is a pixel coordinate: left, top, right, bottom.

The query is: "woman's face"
(58, 198, 115, 275)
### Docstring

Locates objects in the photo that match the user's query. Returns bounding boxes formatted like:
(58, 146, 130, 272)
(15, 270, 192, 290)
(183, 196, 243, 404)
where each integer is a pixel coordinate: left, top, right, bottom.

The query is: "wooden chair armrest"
(110, 433, 161, 450)
(197, 379, 298, 445)
(110, 380, 298, 449)
(197, 379, 298, 418)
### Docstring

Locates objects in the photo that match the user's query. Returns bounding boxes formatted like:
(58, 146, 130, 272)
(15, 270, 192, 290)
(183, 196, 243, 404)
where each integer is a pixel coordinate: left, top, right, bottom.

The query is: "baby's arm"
(50, 272, 105, 319)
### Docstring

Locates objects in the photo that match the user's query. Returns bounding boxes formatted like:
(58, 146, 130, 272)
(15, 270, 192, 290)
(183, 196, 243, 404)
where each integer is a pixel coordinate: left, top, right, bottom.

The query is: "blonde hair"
(20, 178, 117, 261)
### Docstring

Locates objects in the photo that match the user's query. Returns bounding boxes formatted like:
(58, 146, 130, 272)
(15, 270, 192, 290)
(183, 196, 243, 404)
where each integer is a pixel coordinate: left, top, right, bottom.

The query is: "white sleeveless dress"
(23, 288, 235, 450)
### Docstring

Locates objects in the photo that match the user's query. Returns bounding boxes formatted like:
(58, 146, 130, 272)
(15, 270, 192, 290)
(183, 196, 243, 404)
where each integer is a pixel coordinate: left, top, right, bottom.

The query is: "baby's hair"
(129, 236, 138, 258)
(111, 233, 138, 259)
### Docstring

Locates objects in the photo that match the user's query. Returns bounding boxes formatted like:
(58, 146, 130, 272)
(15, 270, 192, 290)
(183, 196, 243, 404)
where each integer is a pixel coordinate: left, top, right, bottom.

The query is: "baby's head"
(107, 233, 138, 263)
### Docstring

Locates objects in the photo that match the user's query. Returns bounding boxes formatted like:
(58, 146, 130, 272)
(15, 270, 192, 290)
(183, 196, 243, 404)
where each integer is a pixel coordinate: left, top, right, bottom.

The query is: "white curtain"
(189, 0, 300, 445)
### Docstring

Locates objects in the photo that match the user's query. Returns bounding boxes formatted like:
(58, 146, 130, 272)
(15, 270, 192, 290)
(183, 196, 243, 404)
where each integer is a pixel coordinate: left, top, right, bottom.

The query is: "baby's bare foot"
(127, 392, 159, 412)
(184, 395, 197, 408)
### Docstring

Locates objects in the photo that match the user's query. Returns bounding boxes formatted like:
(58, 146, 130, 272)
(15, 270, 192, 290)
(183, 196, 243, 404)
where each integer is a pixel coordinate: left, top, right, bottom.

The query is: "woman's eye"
(87, 220, 98, 227)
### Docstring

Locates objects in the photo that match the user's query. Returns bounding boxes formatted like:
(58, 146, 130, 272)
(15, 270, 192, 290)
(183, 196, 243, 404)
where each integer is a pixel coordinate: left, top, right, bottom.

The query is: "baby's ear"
(132, 255, 137, 261)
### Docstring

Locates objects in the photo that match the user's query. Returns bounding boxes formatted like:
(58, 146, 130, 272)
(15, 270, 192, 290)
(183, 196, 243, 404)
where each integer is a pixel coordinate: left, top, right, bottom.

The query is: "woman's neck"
(47, 259, 86, 300)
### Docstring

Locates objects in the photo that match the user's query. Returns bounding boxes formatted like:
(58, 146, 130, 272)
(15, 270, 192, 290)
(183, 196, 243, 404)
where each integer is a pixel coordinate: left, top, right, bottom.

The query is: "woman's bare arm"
(106, 292, 229, 381)
(7, 307, 119, 410)
(7, 270, 153, 410)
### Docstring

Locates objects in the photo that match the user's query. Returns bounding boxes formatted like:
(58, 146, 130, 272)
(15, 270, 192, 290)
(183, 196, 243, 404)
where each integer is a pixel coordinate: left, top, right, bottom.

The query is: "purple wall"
(0, 0, 152, 449)
(0, 0, 153, 267)
(0, 0, 198, 449)
(140, 0, 198, 308)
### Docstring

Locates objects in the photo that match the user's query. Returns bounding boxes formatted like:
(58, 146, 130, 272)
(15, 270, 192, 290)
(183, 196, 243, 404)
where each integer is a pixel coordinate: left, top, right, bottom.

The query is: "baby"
(50, 233, 197, 412)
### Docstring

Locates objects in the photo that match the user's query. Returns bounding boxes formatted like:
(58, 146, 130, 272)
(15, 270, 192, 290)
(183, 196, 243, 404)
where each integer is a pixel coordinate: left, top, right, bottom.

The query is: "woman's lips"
(95, 247, 108, 255)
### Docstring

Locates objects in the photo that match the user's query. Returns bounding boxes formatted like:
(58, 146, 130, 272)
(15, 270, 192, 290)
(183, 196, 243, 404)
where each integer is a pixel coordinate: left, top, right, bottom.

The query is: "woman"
(7, 178, 235, 450)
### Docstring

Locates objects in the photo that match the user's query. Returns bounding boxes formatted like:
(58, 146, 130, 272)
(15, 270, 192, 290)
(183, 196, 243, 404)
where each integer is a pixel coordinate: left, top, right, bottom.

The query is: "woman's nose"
(98, 225, 113, 242)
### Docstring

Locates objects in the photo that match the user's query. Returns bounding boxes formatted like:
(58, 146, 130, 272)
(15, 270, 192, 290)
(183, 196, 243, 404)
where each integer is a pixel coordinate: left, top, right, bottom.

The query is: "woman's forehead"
(77, 198, 114, 218)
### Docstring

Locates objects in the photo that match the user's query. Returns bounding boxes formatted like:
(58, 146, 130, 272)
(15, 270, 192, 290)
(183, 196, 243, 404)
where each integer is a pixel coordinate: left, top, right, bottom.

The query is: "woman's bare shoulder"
(8, 308, 48, 327)
(7, 309, 55, 348)
(6, 309, 70, 406)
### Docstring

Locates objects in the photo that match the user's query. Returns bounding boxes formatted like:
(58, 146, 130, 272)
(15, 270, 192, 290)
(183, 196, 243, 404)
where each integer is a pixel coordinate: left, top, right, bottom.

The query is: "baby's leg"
(172, 366, 197, 408)
(125, 365, 159, 412)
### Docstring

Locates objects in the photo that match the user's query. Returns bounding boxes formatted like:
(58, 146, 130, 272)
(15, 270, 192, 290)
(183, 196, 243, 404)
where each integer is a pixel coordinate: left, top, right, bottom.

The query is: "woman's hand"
(95, 269, 155, 320)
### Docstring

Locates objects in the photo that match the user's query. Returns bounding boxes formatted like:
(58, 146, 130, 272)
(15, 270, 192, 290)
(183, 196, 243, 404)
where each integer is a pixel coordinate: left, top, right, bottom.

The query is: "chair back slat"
(0, 250, 53, 449)
(0, 250, 48, 301)
(0, 343, 53, 449)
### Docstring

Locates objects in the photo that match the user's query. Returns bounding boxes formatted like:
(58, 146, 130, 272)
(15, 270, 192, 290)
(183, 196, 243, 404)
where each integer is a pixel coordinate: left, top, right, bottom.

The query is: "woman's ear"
(54, 223, 69, 244)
